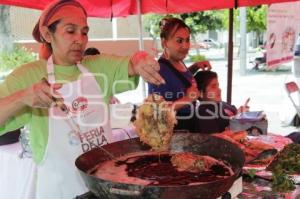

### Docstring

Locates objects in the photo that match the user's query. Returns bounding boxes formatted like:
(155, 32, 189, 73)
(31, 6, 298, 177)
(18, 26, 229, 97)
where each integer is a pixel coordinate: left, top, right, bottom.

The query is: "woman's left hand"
(193, 60, 212, 71)
(129, 51, 165, 85)
(188, 60, 212, 75)
(238, 105, 250, 113)
(238, 97, 250, 113)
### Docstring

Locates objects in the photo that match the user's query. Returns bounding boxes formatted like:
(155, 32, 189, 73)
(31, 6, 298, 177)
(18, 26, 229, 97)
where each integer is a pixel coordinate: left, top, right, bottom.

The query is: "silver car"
(203, 38, 222, 48)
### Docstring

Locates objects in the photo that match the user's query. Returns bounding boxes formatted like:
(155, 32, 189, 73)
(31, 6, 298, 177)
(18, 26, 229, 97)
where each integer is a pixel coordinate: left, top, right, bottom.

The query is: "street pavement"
(211, 57, 297, 136)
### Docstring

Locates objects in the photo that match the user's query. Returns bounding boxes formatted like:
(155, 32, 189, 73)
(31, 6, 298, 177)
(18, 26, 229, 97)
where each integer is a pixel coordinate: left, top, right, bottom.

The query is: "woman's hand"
(238, 105, 250, 113)
(188, 60, 212, 74)
(129, 51, 165, 85)
(0, 79, 62, 125)
(21, 79, 62, 108)
(237, 98, 250, 113)
(196, 60, 212, 70)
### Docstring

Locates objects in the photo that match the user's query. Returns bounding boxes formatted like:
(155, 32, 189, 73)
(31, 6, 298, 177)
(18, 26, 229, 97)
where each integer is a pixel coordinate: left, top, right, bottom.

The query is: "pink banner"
(266, 2, 300, 69)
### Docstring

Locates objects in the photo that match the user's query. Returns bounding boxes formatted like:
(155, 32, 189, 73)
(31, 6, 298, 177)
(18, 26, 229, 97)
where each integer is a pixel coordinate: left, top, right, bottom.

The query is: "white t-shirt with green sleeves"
(0, 54, 139, 163)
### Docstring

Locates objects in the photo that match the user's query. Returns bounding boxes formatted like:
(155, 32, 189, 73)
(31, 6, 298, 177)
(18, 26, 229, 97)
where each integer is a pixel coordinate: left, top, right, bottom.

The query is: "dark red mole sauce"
(114, 154, 232, 186)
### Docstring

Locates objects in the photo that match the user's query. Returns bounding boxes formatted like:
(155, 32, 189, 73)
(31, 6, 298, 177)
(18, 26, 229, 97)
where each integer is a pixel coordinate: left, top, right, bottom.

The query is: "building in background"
(10, 6, 154, 56)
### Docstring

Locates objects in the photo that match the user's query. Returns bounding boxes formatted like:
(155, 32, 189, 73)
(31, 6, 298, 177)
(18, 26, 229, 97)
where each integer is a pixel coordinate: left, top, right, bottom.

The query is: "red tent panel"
(0, 0, 115, 17)
(128, 0, 234, 15)
(0, 0, 234, 18)
(1, 0, 299, 17)
(0, 0, 50, 10)
(156, 0, 234, 13)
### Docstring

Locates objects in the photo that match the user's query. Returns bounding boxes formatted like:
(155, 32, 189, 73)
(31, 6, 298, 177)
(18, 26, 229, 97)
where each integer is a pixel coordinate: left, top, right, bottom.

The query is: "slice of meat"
(133, 94, 176, 151)
(213, 133, 246, 150)
(218, 130, 248, 142)
(243, 139, 274, 152)
(170, 152, 220, 173)
(214, 130, 276, 165)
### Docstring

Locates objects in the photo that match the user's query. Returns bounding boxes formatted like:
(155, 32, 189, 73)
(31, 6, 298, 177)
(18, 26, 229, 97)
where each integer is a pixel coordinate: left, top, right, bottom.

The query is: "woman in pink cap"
(0, 0, 164, 198)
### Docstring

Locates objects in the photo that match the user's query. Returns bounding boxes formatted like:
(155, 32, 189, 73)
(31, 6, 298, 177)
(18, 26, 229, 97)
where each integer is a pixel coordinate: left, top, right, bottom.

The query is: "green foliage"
(180, 11, 225, 34)
(268, 143, 300, 192)
(221, 9, 239, 31)
(246, 6, 267, 33)
(268, 143, 300, 174)
(143, 10, 226, 39)
(246, 168, 258, 178)
(216, 6, 267, 34)
(189, 54, 207, 62)
(0, 45, 37, 72)
(143, 7, 267, 48)
(272, 170, 295, 193)
(143, 14, 165, 39)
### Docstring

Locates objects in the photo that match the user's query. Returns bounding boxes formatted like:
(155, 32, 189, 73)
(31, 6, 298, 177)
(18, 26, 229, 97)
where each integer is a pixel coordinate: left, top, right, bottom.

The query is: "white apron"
(36, 57, 113, 199)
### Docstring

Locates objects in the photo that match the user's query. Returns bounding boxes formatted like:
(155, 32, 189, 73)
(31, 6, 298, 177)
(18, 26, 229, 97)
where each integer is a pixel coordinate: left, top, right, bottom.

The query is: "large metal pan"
(75, 133, 245, 199)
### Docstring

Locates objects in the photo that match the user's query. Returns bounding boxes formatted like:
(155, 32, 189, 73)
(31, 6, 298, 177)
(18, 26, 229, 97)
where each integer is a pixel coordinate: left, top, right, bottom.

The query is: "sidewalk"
(211, 59, 298, 136)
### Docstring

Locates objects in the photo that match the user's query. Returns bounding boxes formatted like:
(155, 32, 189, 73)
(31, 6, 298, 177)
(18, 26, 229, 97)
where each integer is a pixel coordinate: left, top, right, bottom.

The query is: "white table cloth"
(0, 126, 137, 199)
(0, 142, 36, 199)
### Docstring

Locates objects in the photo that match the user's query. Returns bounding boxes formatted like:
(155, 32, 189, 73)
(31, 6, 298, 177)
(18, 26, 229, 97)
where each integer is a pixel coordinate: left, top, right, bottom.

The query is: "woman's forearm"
(188, 64, 199, 74)
(0, 89, 27, 126)
(172, 96, 194, 111)
(172, 85, 199, 111)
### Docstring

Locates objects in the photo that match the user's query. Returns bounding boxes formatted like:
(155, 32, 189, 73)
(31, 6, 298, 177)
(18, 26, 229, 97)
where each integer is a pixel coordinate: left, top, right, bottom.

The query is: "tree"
(143, 11, 226, 55)
(0, 5, 13, 54)
(246, 6, 267, 46)
(221, 9, 239, 32)
(144, 11, 225, 39)
(143, 14, 166, 54)
(180, 11, 225, 34)
(220, 7, 267, 47)
(143, 14, 165, 39)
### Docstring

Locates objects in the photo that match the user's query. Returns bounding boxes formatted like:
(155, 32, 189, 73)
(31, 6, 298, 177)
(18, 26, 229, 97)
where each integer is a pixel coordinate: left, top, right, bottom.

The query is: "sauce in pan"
(89, 152, 233, 186)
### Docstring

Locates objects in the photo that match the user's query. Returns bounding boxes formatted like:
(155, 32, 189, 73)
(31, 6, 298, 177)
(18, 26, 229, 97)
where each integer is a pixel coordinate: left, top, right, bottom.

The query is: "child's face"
(202, 78, 221, 102)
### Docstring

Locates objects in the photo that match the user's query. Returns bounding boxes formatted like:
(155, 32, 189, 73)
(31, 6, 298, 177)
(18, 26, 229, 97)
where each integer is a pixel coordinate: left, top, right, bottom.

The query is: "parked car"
(191, 42, 210, 50)
(202, 39, 221, 48)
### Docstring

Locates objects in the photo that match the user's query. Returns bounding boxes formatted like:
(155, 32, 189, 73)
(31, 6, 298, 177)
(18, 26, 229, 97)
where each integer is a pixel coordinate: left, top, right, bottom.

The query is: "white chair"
(285, 81, 300, 119)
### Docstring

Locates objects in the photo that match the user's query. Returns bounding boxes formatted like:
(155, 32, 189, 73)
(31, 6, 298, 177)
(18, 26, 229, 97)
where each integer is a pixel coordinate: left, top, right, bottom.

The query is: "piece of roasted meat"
(214, 130, 276, 164)
(171, 152, 221, 173)
(133, 94, 176, 151)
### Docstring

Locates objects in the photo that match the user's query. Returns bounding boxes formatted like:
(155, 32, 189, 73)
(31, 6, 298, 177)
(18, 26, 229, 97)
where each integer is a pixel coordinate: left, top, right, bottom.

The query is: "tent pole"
(137, 0, 144, 50)
(227, 8, 234, 104)
(239, 7, 247, 75)
(137, 0, 147, 98)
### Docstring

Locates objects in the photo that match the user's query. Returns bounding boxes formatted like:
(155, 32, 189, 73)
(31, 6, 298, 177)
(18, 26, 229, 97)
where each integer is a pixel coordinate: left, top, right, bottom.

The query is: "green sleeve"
(0, 60, 49, 164)
(0, 68, 32, 134)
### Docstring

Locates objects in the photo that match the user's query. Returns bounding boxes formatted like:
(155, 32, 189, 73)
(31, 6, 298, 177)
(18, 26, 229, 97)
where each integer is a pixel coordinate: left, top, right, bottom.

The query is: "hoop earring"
(163, 48, 170, 60)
